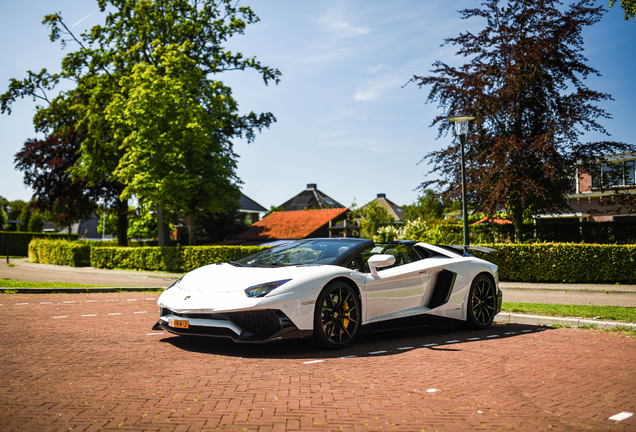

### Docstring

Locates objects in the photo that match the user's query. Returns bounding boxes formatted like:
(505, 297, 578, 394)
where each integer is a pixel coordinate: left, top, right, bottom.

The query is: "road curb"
(2, 287, 164, 294)
(495, 312, 636, 330)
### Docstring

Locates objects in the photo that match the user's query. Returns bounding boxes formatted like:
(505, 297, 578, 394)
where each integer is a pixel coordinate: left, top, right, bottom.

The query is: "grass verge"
(0, 280, 111, 288)
(502, 302, 636, 323)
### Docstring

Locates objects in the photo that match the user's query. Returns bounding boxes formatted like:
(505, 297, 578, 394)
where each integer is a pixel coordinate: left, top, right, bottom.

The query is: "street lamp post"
(2, 205, 12, 264)
(448, 114, 475, 248)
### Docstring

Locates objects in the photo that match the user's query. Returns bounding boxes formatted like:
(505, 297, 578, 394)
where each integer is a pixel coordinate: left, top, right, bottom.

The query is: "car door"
(354, 244, 431, 323)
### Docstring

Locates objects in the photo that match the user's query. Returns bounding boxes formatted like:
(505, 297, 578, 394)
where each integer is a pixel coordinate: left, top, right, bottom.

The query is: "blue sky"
(1, 0, 635, 210)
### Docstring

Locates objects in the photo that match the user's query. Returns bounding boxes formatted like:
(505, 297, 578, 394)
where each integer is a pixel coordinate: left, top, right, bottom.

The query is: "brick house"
(536, 152, 636, 222)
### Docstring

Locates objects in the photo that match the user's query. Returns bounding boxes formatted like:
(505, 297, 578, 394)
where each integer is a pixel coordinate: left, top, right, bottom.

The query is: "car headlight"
(244, 279, 291, 298)
(165, 277, 183, 291)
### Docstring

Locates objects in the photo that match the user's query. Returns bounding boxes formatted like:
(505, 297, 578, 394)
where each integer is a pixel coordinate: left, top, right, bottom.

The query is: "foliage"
(105, 42, 247, 244)
(96, 205, 119, 237)
(610, 0, 636, 20)
(126, 203, 159, 240)
(13, 119, 108, 233)
(472, 243, 636, 283)
(91, 245, 268, 272)
(28, 238, 91, 267)
(501, 302, 636, 323)
(410, 0, 635, 242)
(374, 218, 430, 242)
(2, 232, 79, 257)
(16, 204, 44, 233)
(403, 190, 444, 221)
(350, 200, 394, 239)
(266, 205, 285, 216)
(2, 0, 280, 247)
(1, 200, 27, 231)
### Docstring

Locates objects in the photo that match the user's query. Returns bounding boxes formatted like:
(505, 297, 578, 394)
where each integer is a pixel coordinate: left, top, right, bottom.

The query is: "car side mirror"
(367, 254, 396, 277)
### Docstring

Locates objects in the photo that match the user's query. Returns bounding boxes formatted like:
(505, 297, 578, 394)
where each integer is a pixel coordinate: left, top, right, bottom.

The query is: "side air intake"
(427, 269, 457, 309)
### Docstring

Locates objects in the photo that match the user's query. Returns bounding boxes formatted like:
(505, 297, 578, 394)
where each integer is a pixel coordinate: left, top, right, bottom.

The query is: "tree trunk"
(116, 198, 128, 247)
(157, 202, 167, 247)
(188, 213, 197, 246)
(512, 205, 524, 243)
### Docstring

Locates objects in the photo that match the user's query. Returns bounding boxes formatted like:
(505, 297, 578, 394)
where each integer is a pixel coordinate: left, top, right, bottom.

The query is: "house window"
(626, 160, 635, 185)
(591, 160, 636, 188)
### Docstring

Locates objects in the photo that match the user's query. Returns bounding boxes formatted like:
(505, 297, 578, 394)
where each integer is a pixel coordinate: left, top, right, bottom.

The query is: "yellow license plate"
(169, 319, 189, 329)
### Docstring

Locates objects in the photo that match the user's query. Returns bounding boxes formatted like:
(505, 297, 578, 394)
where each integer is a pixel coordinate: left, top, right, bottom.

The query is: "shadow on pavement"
(159, 322, 554, 360)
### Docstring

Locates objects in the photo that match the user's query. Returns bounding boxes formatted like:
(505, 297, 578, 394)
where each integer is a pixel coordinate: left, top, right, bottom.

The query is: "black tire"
(314, 281, 361, 349)
(465, 274, 498, 330)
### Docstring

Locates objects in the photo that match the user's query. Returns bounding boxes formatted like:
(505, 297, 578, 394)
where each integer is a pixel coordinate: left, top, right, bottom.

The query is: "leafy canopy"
(2, 0, 280, 245)
(410, 0, 634, 241)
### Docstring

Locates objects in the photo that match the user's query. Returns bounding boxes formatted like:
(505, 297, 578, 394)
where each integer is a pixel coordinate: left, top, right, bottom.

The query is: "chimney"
(377, 193, 386, 199)
(307, 183, 317, 190)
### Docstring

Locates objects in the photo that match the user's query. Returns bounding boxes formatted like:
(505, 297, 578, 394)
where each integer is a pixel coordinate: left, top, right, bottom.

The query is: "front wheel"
(314, 281, 361, 349)
(465, 274, 498, 330)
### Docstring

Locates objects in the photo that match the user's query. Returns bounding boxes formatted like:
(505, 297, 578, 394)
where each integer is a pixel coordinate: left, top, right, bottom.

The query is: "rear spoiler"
(449, 245, 495, 253)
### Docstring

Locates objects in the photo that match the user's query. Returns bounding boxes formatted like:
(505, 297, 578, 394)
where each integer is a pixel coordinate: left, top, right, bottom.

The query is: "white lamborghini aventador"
(153, 238, 502, 349)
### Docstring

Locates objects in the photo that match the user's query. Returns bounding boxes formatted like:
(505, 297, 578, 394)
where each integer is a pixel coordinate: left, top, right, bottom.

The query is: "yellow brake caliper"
(342, 301, 350, 332)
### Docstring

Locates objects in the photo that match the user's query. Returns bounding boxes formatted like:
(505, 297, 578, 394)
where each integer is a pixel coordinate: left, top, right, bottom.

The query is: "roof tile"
(234, 208, 349, 240)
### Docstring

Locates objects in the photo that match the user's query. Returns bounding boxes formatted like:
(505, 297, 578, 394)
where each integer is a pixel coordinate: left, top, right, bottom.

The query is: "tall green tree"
(2, 0, 279, 246)
(403, 189, 445, 222)
(350, 201, 394, 239)
(410, 0, 634, 241)
(106, 43, 246, 245)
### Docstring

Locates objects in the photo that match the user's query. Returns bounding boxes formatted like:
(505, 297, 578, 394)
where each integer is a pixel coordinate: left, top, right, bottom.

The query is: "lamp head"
(448, 114, 475, 136)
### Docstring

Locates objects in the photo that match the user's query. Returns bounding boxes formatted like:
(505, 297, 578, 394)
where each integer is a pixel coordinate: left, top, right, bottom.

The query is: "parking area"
(1, 292, 635, 431)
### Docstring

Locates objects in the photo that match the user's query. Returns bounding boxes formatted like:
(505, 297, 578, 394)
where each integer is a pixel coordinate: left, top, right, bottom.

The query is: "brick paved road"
(1, 292, 635, 431)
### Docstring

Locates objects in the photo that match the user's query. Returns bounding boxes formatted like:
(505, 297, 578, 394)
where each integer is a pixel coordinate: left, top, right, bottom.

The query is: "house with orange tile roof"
(227, 208, 354, 245)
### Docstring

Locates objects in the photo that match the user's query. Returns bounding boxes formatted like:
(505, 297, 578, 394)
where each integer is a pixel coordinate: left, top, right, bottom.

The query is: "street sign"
(8, 220, 22, 224)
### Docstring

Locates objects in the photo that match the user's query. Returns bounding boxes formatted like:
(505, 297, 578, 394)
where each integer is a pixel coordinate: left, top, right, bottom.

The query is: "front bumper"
(152, 308, 312, 343)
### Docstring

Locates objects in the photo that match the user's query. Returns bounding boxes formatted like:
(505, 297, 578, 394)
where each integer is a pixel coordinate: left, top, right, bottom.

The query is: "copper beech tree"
(411, 0, 634, 241)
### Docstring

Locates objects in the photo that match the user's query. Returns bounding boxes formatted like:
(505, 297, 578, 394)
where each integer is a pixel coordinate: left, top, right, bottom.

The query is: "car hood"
(175, 263, 330, 294)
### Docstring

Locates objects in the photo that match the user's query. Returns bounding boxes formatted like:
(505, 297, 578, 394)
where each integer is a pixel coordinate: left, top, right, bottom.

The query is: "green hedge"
(28, 239, 91, 267)
(91, 245, 269, 272)
(2, 232, 79, 257)
(472, 243, 636, 283)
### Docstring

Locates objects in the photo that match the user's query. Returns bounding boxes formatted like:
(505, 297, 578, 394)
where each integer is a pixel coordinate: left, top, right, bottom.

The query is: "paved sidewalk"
(2, 292, 636, 431)
(0, 258, 178, 288)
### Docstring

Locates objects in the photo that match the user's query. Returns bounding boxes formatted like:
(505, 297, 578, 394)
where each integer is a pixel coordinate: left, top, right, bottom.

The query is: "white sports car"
(153, 238, 502, 349)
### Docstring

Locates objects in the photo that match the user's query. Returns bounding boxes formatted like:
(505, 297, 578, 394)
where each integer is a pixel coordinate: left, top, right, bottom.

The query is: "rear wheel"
(314, 281, 360, 349)
(465, 274, 497, 330)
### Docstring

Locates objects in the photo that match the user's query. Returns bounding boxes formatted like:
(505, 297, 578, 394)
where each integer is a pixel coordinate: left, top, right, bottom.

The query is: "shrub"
(2, 232, 79, 257)
(472, 243, 636, 283)
(28, 239, 91, 267)
(90, 245, 269, 272)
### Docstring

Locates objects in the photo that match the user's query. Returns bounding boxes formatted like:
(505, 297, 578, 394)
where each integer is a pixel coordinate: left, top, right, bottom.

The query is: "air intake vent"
(228, 310, 282, 336)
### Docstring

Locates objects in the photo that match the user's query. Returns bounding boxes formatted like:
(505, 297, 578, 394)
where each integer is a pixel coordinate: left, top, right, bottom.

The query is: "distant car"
(153, 238, 502, 349)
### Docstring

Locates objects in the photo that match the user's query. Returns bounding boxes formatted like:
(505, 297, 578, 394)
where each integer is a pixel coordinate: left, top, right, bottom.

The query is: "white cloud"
(354, 74, 403, 102)
(317, 4, 370, 39)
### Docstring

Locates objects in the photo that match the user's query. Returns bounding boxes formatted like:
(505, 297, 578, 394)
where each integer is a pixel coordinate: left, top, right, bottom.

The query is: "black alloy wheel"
(466, 274, 498, 330)
(314, 281, 361, 349)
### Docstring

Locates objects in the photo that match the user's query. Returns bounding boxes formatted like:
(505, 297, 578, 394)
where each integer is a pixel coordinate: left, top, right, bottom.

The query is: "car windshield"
(234, 239, 362, 267)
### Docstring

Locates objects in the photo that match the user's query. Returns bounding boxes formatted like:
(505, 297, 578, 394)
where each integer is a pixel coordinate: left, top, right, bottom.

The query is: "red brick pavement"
(1, 292, 635, 431)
